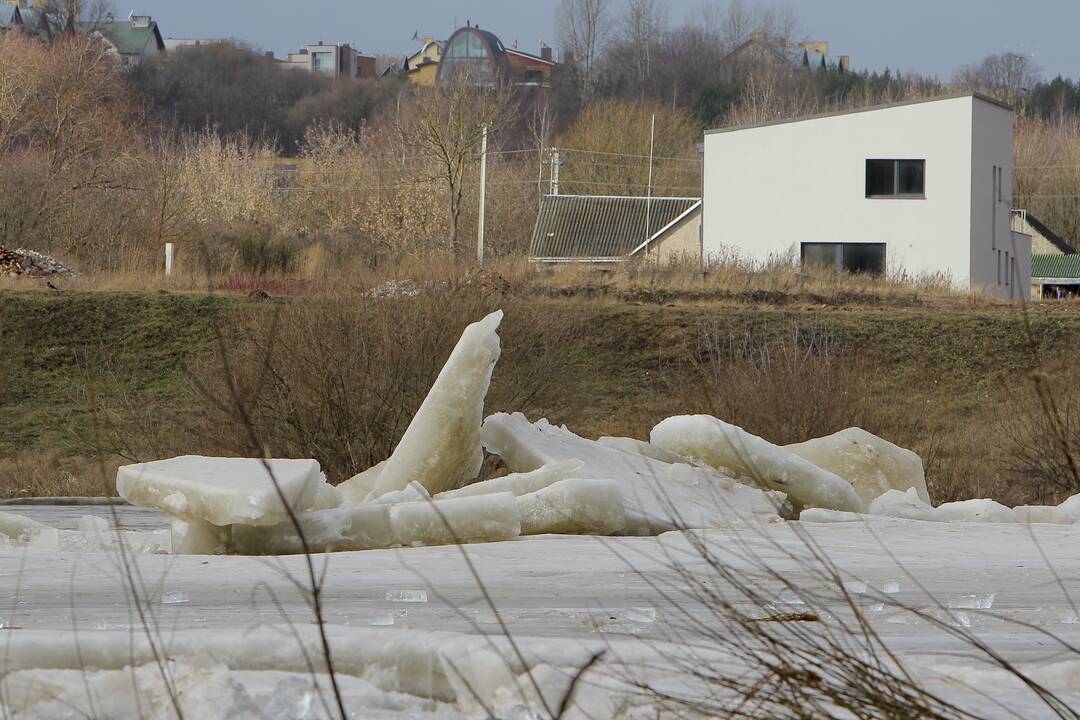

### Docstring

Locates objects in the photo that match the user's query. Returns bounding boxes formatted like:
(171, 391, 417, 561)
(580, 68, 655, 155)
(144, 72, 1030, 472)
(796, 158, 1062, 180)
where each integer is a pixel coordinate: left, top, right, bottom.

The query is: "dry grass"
(0, 451, 119, 499)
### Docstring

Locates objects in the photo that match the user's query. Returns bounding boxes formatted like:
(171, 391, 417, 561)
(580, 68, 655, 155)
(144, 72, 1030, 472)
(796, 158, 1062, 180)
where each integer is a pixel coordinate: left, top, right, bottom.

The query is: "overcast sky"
(130, 0, 1075, 80)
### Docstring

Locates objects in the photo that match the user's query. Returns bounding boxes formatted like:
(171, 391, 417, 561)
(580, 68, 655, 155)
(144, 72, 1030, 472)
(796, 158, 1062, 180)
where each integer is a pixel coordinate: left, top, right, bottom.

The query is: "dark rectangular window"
(866, 159, 925, 198)
(801, 242, 886, 275)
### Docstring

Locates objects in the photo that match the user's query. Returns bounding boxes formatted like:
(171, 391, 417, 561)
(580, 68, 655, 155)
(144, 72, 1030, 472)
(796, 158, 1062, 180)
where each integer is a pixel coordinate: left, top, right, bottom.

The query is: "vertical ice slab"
(651, 415, 864, 513)
(116, 456, 323, 527)
(785, 427, 930, 507)
(368, 310, 504, 499)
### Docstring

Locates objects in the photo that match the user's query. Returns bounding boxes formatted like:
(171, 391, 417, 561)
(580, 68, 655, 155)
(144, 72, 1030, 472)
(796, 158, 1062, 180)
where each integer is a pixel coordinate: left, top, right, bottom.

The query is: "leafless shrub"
(674, 320, 869, 445)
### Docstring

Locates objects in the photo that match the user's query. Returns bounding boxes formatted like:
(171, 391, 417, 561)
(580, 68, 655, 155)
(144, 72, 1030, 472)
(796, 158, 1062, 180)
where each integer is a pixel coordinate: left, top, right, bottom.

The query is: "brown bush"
(178, 284, 585, 482)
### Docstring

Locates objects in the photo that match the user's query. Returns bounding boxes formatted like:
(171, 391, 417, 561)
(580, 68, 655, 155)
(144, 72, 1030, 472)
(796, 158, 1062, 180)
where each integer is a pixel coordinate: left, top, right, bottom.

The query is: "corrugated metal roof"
(530, 194, 700, 261)
(1032, 253, 1080, 279)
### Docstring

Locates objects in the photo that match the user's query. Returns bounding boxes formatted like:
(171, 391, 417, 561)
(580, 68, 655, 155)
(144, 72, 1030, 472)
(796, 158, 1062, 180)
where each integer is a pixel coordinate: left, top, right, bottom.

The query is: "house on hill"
(724, 32, 850, 74)
(702, 93, 1031, 300)
(401, 35, 443, 85)
(529, 195, 701, 264)
(80, 15, 165, 65)
(436, 24, 555, 87)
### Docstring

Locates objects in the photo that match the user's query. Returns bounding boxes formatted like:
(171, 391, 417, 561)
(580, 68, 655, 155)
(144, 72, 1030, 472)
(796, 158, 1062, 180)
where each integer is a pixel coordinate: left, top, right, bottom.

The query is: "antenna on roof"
(127, 9, 134, 19)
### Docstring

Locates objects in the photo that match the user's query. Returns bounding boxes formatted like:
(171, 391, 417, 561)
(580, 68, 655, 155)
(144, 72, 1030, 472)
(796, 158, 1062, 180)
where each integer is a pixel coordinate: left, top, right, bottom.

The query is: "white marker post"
(477, 124, 488, 265)
(164, 243, 174, 276)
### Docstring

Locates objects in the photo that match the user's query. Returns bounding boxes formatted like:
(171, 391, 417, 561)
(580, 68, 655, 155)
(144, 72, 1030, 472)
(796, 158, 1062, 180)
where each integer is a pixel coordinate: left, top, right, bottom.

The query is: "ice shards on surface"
(366, 310, 503, 500)
(1013, 505, 1071, 524)
(869, 488, 939, 521)
(785, 427, 930, 507)
(116, 456, 323, 527)
(337, 459, 387, 503)
(650, 415, 864, 513)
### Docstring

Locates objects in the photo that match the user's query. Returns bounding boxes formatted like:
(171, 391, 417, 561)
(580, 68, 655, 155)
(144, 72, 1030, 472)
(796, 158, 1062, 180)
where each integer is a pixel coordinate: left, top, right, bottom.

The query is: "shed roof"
(1033, 254, 1080, 279)
(530, 195, 700, 261)
(0, 5, 21, 25)
(1025, 212, 1074, 254)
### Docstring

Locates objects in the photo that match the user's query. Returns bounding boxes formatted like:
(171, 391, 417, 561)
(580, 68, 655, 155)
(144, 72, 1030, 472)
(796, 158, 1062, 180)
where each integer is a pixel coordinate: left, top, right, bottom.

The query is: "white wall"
(703, 95, 1021, 298)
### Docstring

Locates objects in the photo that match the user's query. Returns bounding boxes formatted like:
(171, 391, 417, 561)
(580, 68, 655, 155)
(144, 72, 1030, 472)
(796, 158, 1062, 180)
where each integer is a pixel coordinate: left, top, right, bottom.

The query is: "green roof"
(80, 20, 164, 55)
(1032, 253, 1080, 279)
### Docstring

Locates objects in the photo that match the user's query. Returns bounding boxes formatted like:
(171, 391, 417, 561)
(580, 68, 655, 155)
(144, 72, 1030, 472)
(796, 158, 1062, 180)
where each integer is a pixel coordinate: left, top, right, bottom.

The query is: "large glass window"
(311, 51, 334, 74)
(801, 243, 886, 275)
(866, 159, 925, 198)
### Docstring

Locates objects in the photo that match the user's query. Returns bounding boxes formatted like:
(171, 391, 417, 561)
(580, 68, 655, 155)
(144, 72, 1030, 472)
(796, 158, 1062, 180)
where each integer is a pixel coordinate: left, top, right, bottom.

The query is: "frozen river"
(2, 512, 1080, 717)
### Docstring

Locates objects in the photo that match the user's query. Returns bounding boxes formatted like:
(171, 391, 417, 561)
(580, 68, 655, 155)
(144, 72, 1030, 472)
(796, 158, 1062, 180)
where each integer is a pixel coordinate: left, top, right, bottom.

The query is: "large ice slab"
(650, 415, 863, 513)
(481, 412, 782, 532)
(368, 310, 503, 500)
(785, 427, 930, 507)
(517, 478, 627, 536)
(116, 456, 323, 527)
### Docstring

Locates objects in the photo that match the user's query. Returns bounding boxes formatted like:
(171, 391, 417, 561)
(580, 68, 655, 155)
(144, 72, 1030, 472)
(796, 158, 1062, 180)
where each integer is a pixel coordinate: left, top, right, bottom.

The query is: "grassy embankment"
(2, 282, 1078, 505)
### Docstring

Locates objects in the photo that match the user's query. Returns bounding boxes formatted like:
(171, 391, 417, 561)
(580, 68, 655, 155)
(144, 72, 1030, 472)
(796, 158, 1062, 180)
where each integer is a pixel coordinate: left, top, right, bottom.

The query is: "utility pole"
(644, 113, 656, 255)
(549, 147, 560, 196)
(477, 124, 488, 265)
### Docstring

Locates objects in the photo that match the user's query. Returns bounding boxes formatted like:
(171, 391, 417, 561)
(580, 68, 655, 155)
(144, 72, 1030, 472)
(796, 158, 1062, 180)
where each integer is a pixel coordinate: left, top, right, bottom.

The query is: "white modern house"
(702, 93, 1030, 299)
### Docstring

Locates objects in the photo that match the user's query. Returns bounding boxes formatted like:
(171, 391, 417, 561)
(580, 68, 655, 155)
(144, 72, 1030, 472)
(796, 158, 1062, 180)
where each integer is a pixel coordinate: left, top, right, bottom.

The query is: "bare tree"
(33, 0, 114, 39)
(407, 77, 514, 254)
(526, 95, 557, 202)
(955, 52, 1041, 105)
(557, 0, 612, 97)
(617, 0, 668, 91)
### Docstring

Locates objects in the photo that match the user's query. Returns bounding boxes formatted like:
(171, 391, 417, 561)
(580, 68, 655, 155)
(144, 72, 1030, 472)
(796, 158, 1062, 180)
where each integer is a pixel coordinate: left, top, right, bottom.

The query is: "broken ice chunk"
(310, 481, 344, 511)
(935, 499, 1015, 523)
(1056, 493, 1080, 523)
(650, 415, 863, 513)
(0, 511, 52, 541)
(797, 508, 863, 523)
(369, 481, 432, 506)
(482, 412, 782, 532)
(868, 488, 938, 521)
(388, 493, 520, 546)
(516, 478, 627, 536)
(160, 590, 189, 605)
(171, 519, 229, 555)
(948, 593, 996, 609)
(336, 459, 387, 504)
(785, 427, 930, 507)
(117, 456, 323, 527)
(1013, 505, 1071, 524)
(367, 310, 503, 500)
(435, 460, 584, 500)
(229, 503, 394, 555)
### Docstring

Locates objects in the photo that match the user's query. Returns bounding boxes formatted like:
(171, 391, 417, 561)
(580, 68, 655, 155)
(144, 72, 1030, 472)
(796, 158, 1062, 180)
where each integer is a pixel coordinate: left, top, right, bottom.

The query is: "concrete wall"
(703, 95, 1021, 299)
(970, 97, 1026, 297)
(651, 210, 702, 264)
